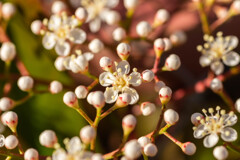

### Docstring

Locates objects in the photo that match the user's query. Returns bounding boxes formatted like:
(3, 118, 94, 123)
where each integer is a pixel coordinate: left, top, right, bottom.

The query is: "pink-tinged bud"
(1, 111, 18, 132)
(140, 102, 156, 116)
(164, 109, 179, 125)
(154, 9, 170, 25)
(116, 43, 131, 60)
(4, 135, 18, 149)
(159, 86, 172, 104)
(191, 113, 204, 126)
(122, 114, 137, 134)
(75, 85, 88, 99)
(39, 130, 58, 148)
(123, 0, 138, 10)
(88, 39, 104, 54)
(144, 143, 158, 157)
(31, 20, 43, 35)
(136, 21, 152, 37)
(24, 148, 39, 160)
(0, 97, 14, 111)
(142, 70, 154, 82)
(163, 38, 172, 51)
(213, 146, 228, 160)
(54, 57, 67, 71)
(87, 92, 94, 105)
(181, 142, 196, 156)
(92, 91, 105, 108)
(17, 76, 34, 92)
(154, 38, 165, 53)
(210, 78, 223, 93)
(170, 31, 187, 46)
(154, 81, 166, 92)
(63, 91, 78, 108)
(124, 140, 142, 159)
(105, 11, 121, 25)
(116, 93, 131, 107)
(51, 1, 67, 14)
(1, 3, 15, 19)
(92, 153, 104, 160)
(164, 54, 181, 71)
(49, 81, 63, 94)
(80, 125, 96, 144)
(137, 136, 150, 147)
(113, 27, 126, 42)
(230, 0, 240, 15)
(75, 7, 87, 22)
(99, 56, 113, 71)
(0, 42, 16, 62)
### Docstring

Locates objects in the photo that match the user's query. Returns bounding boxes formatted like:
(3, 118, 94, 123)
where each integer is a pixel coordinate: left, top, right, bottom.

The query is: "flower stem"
(13, 132, 24, 155)
(100, 104, 118, 120)
(84, 71, 98, 80)
(87, 79, 99, 91)
(74, 107, 93, 125)
(14, 92, 34, 107)
(91, 108, 102, 151)
(225, 142, 240, 153)
(218, 91, 235, 111)
(143, 153, 149, 160)
(163, 132, 182, 147)
(159, 123, 172, 135)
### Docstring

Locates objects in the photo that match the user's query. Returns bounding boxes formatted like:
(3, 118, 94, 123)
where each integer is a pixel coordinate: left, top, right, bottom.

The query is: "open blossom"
(99, 60, 141, 104)
(193, 106, 238, 148)
(41, 13, 86, 56)
(81, 0, 119, 32)
(197, 32, 240, 75)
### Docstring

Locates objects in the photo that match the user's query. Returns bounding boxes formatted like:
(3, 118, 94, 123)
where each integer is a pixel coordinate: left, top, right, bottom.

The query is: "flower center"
(113, 75, 128, 90)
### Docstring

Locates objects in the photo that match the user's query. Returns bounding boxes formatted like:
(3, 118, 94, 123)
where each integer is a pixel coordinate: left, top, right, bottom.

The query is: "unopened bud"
(230, 0, 240, 15)
(0, 97, 14, 111)
(24, 148, 39, 160)
(153, 9, 170, 27)
(0, 42, 16, 62)
(75, 7, 88, 22)
(99, 56, 113, 71)
(164, 109, 179, 125)
(17, 76, 34, 92)
(235, 98, 240, 113)
(213, 146, 228, 160)
(163, 38, 172, 51)
(142, 70, 154, 82)
(140, 102, 156, 116)
(124, 140, 142, 159)
(54, 57, 67, 71)
(63, 91, 78, 108)
(31, 20, 43, 35)
(159, 86, 172, 104)
(92, 91, 105, 108)
(49, 81, 63, 94)
(88, 39, 104, 54)
(92, 153, 104, 160)
(80, 125, 96, 144)
(154, 38, 165, 53)
(144, 143, 158, 157)
(154, 81, 166, 92)
(136, 21, 152, 37)
(170, 31, 187, 46)
(137, 136, 150, 147)
(51, 1, 67, 14)
(116, 93, 131, 107)
(75, 85, 88, 99)
(4, 135, 18, 149)
(191, 113, 204, 126)
(164, 54, 181, 71)
(122, 114, 137, 134)
(1, 3, 15, 19)
(1, 111, 18, 132)
(123, 0, 138, 10)
(105, 11, 121, 25)
(113, 27, 126, 41)
(117, 43, 131, 60)
(210, 78, 223, 93)
(39, 130, 58, 148)
(181, 142, 196, 156)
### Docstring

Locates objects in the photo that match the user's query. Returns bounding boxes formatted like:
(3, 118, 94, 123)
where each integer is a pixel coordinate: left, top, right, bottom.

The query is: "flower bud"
(230, 0, 240, 15)
(0, 97, 14, 111)
(144, 143, 158, 157)
(63, 91, 78, 108)
(123, 0, 138, 10)
(159, 86, 172, 104)
(154, 38, 165, 53)
(1, 3, 15, 19)
(80, 125, 96, 144)
(4, 135, 18, 149)
(210, 78, 223, 93)
(213, 146, 228, 160)
(124, 140, 142, 159)
(17, 76, 34, 92)
(0, 134, 5, 147)
(99, 56, 113, 71)
(136, 21, 152, 37)
(88, 39, 104, 54)
(153, 9, 170, 27)
(105, 11, 120, 25)
(122, 114, 137, 134)
(0, 42, 16, 62)
(116, 43, 131, 60)
(137, 136, 150, 147)
(191, 113, 203, 126)
(75, 7, 88, 22)
(113, 27, 126, 41)
(49, 81, 63, 94)
(164, 54, 181, 71)
(1, 111, 18, 132)
(39, 130, 58, 148)
(235, 98, 240, 113)
(116, 93, 131, 107)
(140, 102, 156, 116)
(87, 92, 94, 105)
(92, 91, 105, 108)
(31, 20, 43, 35)
(164, 109, 179, 125)
(75, 85, 88, 99)
(24, 148, 39, 160)
(181, 142, 196, 156)
(154, 81, 166, 92)
(170, 31, 187, 46)
(54, 57, 67, 71)
(92, 153, 104, 160)
(142, 70, 154, 82)
(51, 1, 67, 14)
(163, 38, 172, 51)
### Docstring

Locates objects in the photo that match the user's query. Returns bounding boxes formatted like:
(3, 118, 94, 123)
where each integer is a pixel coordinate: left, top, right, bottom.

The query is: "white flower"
(193, 106, 238, 148)
(197, 32, 240, 75)
(42, 13, 86, 56)
(99, 60, 141, 104)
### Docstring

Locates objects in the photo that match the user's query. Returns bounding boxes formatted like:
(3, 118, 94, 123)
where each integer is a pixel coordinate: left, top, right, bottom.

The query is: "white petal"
(83, 52, 94, 61)
(221, 127, 238, 142)
(225, 36, 239, 51)
(99, 72, 115, 87)
(42, 33, 56, 50)
(128, 72, 142, 86)
(222, 51, 240, 66)
(193, 124, 206, 139)
(89, 18, 101, 33)
(203, 133, 219, 148)
(48, 15, 61, 31)
(210, 61, 224, 75)
(106, 0, 119, 8)
(116, 60, 130, 75)
(68, 28, 86, 44)
(74, 55, 88, 71)
(222, 114, 238, 126)
(55, 41, 70, 56)
(122, 87, 139, 104)
(199, 55, 212, 67)
(104, 87, 119, 103)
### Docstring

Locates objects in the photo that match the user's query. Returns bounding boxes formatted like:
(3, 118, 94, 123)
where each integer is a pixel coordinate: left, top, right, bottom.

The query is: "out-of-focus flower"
(193, 106, 238, 148)
(197, 32, 240, 75)
(213, 145, 228, 160)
